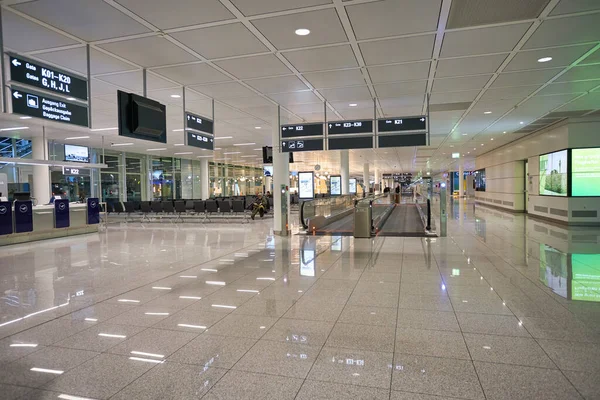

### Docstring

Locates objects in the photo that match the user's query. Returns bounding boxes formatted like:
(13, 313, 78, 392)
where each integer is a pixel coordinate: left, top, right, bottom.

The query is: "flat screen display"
(64, 145, 89, 163)
(572, 148, 600, 196)
(539, 150, 568, 196)
(264, 166, 273, 177)
(300, 249, 315, 277)
(330, 175, 341, 196)
(298, 172, 314, 199)
(117, 90, 167, 144)
(349, 178, 357, 194)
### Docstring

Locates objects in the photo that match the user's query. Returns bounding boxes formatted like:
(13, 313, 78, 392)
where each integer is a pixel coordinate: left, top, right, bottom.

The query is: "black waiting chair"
(151, 202, 163, 219)
(113, 202, 125, 214)
(232, 200, 248, 222)
(194, 201, 206, 222)
(174, 201, 187, 222)
(205, 200, 218, 221)
(185, 200, 195, 212)
(123, 201, 136, 221)
(162, 201, 175, 215)
(219, 200, 232, 220)
(140, 202, 151, 221)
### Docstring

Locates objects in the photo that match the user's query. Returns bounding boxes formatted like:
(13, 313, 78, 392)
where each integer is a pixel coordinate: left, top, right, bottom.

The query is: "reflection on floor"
(0, 200, 599, 399)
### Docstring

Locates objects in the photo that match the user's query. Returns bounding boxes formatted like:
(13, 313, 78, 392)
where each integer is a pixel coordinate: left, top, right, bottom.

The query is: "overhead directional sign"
(9, 55, 88, 101)
(11, 88, 88, 127)
(186, 112, 214, 134)
(378, 116, 427, 132)
(63, 167, 91, 176)
(328, 120, 373, 135)
(281, 139, 323, 152)
(379, 133, 427, 148)
(281, 123, 323, 138)
(329, 136, 373, 150)
(187, 131, 214, 150)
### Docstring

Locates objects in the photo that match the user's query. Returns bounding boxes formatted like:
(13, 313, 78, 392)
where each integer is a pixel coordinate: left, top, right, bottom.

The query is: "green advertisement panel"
(571, 254, 600, 302)
(539, 150, 568, 196)
(572, 148, 600, 196)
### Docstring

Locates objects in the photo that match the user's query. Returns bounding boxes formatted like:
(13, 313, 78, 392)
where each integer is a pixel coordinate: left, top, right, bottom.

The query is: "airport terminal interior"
(1, 0, 600, 399)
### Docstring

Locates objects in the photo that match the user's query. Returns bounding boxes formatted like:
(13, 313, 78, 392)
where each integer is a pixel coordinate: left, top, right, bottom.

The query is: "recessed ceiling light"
(170, 94, 181, 98)
(66, 97, 76, 101)
(173, 143, 185, 146)
(349, 103, 358, 107)
(0, 126, 29, 132)
(19, 116, 32, 119)
(254, 126, 261, 129)
(214, 136, 233, 140)
(462, 133, 467, 136)
(519, 121, 524, 124)
(537, 57, 553, 63)
(233, 143, 256, 146)
(65, 136, 90, 140)
(484, 111, 492, 114)
(503, 131, 507, 134)
(174, 152, 193, 155)
(491, 138, 494, 141)
(295, 28, 310, 36)
(172, 129, 184, 132)
(111, 143, 134, 147)
(91, 127, 118, 132)
(146, 148, 167, 151)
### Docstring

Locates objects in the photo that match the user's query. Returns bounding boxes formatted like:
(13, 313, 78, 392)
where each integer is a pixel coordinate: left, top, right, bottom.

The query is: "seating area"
(100, 196, 273, 223)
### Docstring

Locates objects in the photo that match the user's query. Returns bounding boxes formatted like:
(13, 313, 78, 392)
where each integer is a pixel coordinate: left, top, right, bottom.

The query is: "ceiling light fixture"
(91, 127, 118, 132)
(491, 138, 494, 141)
(0, 126, 29, 132)
(146, 148, 167, 151)
(503, 131, 507, 134)
(111, 143, 134, 147)
(537, 57, 553, 63)
(484, 111, 492, 114)
(349, 103, 358, 107)
(19, 116, 32, 119)
(233, 143, 256, 146)
(214, 136, 233, 140)
(65, 136, 90, 140)
(223, 151, 241, 155)
(462, 133, 467, 136)
(170, 94, 181, 98)
(520, 121, 524, 124)
(174, 152, 193, 155)
(295, 28, 310, 36)
(172, 129, 184, 132)
(173, 143, 185, 146)
(197, 155, 212, 158)
(254, 126, 261, 129)
(66, 97, 76, 101)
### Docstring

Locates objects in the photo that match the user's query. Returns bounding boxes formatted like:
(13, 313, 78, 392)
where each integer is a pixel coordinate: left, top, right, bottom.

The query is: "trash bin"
(354, 201, 372, 238)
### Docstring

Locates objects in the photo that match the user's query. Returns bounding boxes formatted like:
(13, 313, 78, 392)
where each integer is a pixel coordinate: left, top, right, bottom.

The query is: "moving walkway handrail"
(300, 194, 356, 229)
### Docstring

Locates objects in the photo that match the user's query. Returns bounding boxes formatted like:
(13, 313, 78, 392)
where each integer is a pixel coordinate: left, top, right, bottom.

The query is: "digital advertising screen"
(298, 172, 314, 199)
(263, 166, 273, 177)
(349, 178, 357, 194)
(572, 148, 600, 197)
(300, 249, 315, 277)
(64, 145, 89, 163)
(539, 150, 568, 196)
(330, 175, 341, 196)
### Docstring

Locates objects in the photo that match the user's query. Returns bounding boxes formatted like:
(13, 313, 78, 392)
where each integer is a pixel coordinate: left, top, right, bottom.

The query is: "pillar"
(119, 152, 126, 201)
(31, 137, 50, 204)
(340, 150, 349, 195)
(363, 163, 369, 194)
(459, 164, 464, 198)
(272, 106, 289, 234)
(200, 158, 209, 199)
(145, 155, 153, 201)
(374, 167, 379, 193)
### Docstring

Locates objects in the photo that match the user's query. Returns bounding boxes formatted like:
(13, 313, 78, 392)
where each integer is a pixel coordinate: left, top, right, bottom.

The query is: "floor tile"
(391, 354, 484, 399)
(261, 318, 334, 346)
(43, 353, 156, 399)
(398, 294, 453, 312)
(233, 340, 320, 378)
(537, 339, 600, 372)
(0, 337, 44, 364)
(391, 391, 461, 400)
(202, 370, 303, 400)
(7, 318, 93, 346)
(456, 313, 530, 337)
(53, 323, 146, 352)
(111, 362, 227, 400)
(307, 347, 393, 389)
(395, 328, 470, 360)
(0, 346, 98, 388)
(151, 309, 225, 333)
(474, 361, 582, 400)
(0, 383, 32, 400)
(283, 300, 346, 322)
(297, 380, 390, 399)
(562, 369, 600, 400)
(338, 305, 398, 326)
(464, 333, 555, 368)
(449, 295, 513, 315)
(206, 314, 278, 338)
(396, 309, 460, 331)
(108, 328, 198, 358)
(520, 317, 600, 343)
(168, 334, 256, 368)
(233, 297, 296, 317)
(105, 306, 178, 327)
(326, 322, 395, 352)
(348, 291, 399, 308)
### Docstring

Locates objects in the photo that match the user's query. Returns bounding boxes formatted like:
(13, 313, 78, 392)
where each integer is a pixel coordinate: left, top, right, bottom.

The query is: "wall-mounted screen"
(539, 150, 568, 196)
(349, 178, 357, 194)
(298, 172, 314, 199)
(475, 169, 486, 191)
(330, 175, 341, 196)
(64, 145, 89, 163)
(263, 166, 273, 177)
(572, 148, 600, 197)
(117, 90, 167, 143)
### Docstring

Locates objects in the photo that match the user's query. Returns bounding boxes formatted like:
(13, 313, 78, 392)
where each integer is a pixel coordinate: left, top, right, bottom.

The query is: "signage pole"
(212, 99, 215, 136)
(373, 98, 377, 148)
(440, 182, 447, 237)
(427, 93, 431, 146)
(182, 87, 186, 145)
(142, 68, 147, 97)
(0, 7, 5, 114)
(86, 44, 92, 129)
(323, 101, 327, 151)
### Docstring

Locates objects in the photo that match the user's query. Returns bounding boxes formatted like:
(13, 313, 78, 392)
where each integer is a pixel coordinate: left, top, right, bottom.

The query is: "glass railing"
(300, 194, 356, 229)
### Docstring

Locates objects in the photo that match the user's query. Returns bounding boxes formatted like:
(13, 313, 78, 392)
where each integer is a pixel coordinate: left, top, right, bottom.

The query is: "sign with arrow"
(9, 55, 88, 101)
(281, 139, 323, 152)
(186, 131, 214, 150)
(11, 87, 89, 127)
(328, 119, 373, 135)
(281, 123, 323, 138)
(186, 112, 213, 134)
(378, 116, 427, 132)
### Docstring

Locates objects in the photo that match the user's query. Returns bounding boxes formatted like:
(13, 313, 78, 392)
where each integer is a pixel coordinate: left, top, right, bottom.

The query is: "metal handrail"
(300, 194, 356, 229)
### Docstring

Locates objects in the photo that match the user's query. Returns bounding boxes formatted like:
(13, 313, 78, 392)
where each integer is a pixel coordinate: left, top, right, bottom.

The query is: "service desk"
(0, 199, 99, 246)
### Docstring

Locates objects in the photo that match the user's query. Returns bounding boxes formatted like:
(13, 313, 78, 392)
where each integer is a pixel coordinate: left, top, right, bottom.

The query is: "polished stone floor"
(0, 200, 599, 399)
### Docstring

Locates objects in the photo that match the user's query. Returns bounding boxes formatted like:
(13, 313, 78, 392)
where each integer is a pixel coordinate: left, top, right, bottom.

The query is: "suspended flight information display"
(9, 55, 88, 101)
(281, 123, 323, 138)
(328, 120, 373, 135)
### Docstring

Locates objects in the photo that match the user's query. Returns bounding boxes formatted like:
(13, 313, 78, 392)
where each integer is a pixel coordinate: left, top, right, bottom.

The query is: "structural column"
(374, 167, 379, 193)
(340, 150, 349, 195)
(272, 107, 290, 234)
(458, 164, 464, 198)
(119, 152, 127, 202)
(363, 163, 369, 194)
(31, 137, 50, 204)
(200, 158, 210, 200)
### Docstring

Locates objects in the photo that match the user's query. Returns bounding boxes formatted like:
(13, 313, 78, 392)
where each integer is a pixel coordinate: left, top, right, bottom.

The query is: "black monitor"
(117, 90, 167, 143)
(13, 192, 31, 201)
(262, 146, 294, 163)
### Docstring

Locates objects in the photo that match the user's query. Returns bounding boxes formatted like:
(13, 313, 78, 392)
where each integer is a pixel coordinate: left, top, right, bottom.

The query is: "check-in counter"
(0, 198, 100, 246)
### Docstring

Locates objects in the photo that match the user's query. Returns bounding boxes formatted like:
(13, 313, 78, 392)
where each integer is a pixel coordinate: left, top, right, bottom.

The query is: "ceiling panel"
(479, 85, 540, 101)
(447, 0, 549, 29)
(252, 9, 347, 50)
(440, 23, 531, 57)
(517, 93, 579, 115)
(555, 64, 600, 82)
(99, 36, 198, 67)
(360, 35, 436, 65)
(91, 79, 122, 96)
(2, 9, 78, 52)
(367, 62, 430, 83)
(436, 54, 508, 77)
(329, 100, 374, 110)
(536, 80, 600, 96)
(35, 48, 136, 76)
(303, 69, 366, 88)
(286, 102, 327, 114)
(318, 86, 372, 102)
(491, 67, 563, 87)
(222, 96, 275, 109)
(245, 75, 309, 93)
(214, 54, 291, 79)
(283, 45, 358, 72)
(339, 107, 379, 120)
(380, 105, 425, 117)
(430, 90, 480, 104)
(554, 91, 600, 112)
(115, 0, 234, 29)
(433, 75, 492, 92)
(550, 0, 600, 15)
(524, 14, 600, 49)
(346, 0, 441, 40)
(580, 47, 600, 65)
(374, 81, 427, 98)
(13, 0, 151, 41)
(505, 44, 595, 71)
(379, 95, 425, 108)
(188, 82, 258, 99)
(171, 23, 268, 59)
(152, 63, 232, 85)
(268, 91, 322, 105)
(231, 0, 332, 16)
